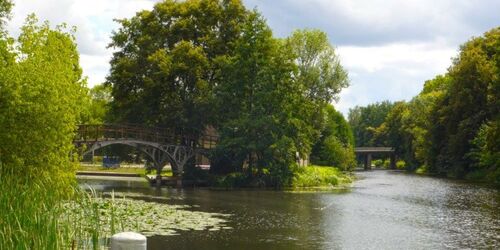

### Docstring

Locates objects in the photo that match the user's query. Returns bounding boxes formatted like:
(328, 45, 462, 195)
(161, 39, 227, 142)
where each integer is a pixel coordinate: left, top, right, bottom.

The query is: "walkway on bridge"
(354, 147, 396, 170)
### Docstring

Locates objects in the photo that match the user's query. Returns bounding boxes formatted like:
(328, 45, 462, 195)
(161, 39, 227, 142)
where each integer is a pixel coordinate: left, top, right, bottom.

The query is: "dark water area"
(78, 170, 500, 249)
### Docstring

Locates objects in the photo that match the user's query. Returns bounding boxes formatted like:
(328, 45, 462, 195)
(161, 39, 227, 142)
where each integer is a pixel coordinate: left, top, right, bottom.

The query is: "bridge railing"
(75, 124, 218, 149)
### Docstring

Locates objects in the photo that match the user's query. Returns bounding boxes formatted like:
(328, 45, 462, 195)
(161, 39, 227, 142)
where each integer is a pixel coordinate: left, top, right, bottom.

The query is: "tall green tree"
(107, 0, 248, 136)
(286, 29, 349, 150)
(428, 27, 499, 177)
(0, 15, 86, 187)
(212, 11, 299, 179)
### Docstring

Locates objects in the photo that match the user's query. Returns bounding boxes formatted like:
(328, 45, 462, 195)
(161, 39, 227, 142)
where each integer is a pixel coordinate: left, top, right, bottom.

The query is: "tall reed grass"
(0, 169, 115, 250)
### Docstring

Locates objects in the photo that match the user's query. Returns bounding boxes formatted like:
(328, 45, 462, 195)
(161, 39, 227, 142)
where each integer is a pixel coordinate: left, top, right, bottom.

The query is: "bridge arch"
(74, 124, 218, 186)
(81, 140, 195, 176)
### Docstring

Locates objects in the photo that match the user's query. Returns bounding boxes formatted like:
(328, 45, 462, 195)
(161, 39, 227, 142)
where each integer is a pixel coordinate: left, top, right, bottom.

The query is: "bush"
(372, 159, 384, 168)
(292, 165, 351, 188)
(415, 165, 428, 174)
(213, 172, 249, 188)
(316, 136, 356, 170)
(396, 160, 406, 169)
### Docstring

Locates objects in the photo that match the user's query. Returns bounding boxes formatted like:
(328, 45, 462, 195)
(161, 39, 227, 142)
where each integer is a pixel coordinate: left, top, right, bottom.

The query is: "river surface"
(78, 170, 500, 249)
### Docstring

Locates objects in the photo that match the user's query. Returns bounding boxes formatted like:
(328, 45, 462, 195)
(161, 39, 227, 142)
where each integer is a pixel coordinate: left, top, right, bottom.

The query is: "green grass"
(291, 165, 352, 189)
(0, 174, 76, 249)
(78, 163, 173, 176)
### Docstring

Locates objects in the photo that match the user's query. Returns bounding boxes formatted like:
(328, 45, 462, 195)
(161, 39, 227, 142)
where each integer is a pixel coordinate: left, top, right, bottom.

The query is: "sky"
(6, 0, 500, 115)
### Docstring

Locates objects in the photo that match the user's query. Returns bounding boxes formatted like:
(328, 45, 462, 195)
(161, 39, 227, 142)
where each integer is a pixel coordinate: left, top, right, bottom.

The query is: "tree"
(405, 75, 451, 169)
(427, 27, 499, 177)
(0, 0, 12, 29)
(0, 15, 86, 190)
(286, 29, 349, 104)
(348, 101, 394, 147)
(107, 0, 248, 137)
(212, 11, 299, 179)
(310, 105, 355, 169)
(81, 83, 112, 124)
(285, 29, 349, 151)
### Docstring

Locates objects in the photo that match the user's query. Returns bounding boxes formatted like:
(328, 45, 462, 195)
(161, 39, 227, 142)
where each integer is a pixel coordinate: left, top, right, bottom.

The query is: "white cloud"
(7, 0, 158, 86)
(333, 41, 457, 115)
(337, 41, 456, 74)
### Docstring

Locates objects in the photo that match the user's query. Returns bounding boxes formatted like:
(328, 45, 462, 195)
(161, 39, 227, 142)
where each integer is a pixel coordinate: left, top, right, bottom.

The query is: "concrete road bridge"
(74, 124, 217, 186)
(354, 147, 396, 170)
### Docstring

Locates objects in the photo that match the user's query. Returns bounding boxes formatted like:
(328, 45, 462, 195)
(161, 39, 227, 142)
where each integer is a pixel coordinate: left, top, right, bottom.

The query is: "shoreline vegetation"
(77, 163, 353, 190)
(211, 165, 353, 190)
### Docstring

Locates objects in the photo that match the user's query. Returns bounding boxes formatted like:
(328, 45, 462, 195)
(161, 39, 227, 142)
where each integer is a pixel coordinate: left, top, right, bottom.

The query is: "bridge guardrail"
(74, 124, 218, 149)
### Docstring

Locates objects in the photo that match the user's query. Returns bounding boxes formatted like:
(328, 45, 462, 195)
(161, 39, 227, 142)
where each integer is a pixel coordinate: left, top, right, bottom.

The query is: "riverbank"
(77, 164, 352, 190)
(211, 165, 352, 190)
(77, 163, 173, 177)
(413, 165, 500, 188)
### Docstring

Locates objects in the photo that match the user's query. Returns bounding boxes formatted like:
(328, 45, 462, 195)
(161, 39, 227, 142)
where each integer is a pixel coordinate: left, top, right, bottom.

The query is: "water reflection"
(78, 171, 499, 249)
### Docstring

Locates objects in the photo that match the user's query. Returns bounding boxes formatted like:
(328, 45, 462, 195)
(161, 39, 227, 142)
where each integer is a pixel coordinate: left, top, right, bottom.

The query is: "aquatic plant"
(61, 191, 232, 249)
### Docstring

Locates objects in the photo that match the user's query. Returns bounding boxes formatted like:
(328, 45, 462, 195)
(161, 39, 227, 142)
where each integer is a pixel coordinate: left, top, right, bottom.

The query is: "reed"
(0, 170, 114, 250)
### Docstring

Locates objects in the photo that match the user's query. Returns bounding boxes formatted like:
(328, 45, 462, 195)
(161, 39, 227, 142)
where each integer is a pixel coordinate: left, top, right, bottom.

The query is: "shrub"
(292, 165, 351, 188)
(396, 160, 406, 169)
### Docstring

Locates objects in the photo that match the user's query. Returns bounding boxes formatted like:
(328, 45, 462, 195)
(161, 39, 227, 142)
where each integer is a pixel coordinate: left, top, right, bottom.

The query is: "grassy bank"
(78, 163, 173, 176)
(212, 165, 352, 190)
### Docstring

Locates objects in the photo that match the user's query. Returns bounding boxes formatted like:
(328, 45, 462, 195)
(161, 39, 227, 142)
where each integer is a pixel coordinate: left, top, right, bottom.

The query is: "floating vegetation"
(61, 192, 232, 247)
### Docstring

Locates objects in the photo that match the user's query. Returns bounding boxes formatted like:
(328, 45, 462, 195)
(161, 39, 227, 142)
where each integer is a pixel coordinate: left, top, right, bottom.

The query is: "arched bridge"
(73, 124, 218, 185)
(354, 147, 396, 170)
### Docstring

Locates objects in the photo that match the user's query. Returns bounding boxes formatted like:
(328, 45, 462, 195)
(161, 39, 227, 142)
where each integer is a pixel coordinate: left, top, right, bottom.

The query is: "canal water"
(78, 170, 500, 249)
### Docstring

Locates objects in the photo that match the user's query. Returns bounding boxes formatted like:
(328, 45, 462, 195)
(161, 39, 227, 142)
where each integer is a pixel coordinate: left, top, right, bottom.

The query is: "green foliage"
(213, 172, 249, 188)
(82, 83, 112, 124)
(425, 27, 499, 177)
(286, 29, 349, 104)
(315, 135, 356, 170)
(469, 120, 500, 186)
(396, 160, 406, 170)
(372, 159, 384, 168)
(311, 105, 355, 169)
(107, 0, 248, 135)
(0, 14, 86, 192)
(0, 0, 12, 29)
(348, 101, 395, 147)
(292, 165, 351, 188)
(212, 15, 349, 180)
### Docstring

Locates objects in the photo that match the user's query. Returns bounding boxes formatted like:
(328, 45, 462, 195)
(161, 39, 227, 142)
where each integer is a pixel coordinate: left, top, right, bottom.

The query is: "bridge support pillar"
(364, 154, 372, 170)
(155, 165, 162, 188)
(390, 154, 396, 169)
